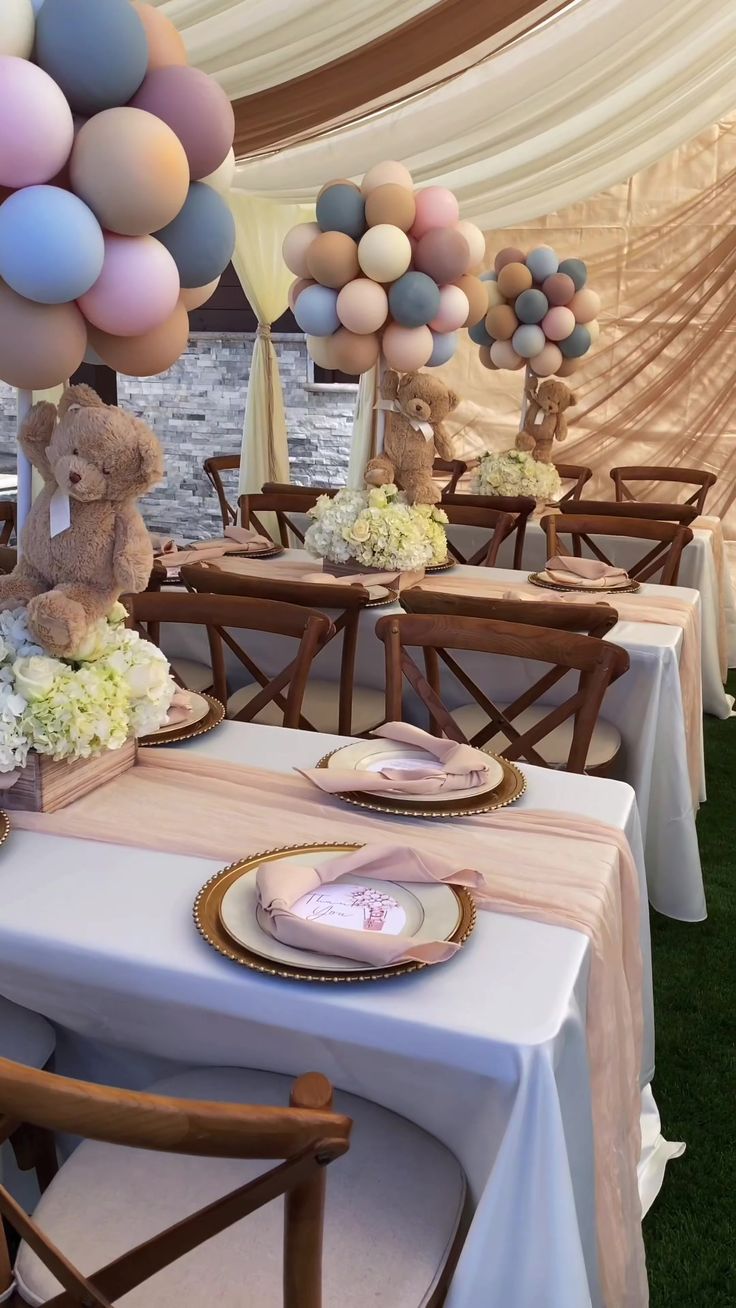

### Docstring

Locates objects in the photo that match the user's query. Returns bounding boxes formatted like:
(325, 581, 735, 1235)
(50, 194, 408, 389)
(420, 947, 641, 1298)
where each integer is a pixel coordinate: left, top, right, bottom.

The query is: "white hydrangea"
(305, 484, 448, 571)
(473, 449, 562, 502)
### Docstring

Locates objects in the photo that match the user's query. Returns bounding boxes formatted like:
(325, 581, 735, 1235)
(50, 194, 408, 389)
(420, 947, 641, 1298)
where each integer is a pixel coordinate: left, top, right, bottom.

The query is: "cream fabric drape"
(347, 368, 378, 490)
(229, 193, 313, 497)
(233, 0, 736, 231)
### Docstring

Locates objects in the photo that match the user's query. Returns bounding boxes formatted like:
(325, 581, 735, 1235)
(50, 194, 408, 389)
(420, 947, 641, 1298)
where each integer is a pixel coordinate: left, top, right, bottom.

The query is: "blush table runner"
(15, 749, 646, 1306)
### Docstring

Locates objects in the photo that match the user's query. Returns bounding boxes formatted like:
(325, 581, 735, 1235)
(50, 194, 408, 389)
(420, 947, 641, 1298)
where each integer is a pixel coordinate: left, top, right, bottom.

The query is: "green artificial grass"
(643, 672, 736, 1306)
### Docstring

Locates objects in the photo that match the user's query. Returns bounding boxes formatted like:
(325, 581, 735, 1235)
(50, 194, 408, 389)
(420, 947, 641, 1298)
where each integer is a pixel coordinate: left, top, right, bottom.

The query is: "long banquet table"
(162, 554, 707, 921)
(0, 721, 676, 1308)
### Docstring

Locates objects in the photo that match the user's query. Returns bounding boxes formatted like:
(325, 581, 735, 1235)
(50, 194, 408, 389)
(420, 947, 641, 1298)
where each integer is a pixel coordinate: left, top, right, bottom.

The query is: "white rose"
(348, 519, 371, 544)
(13, 655, 65, 701)
(124, 659, 170, 699)
(108, 601, 128, 626)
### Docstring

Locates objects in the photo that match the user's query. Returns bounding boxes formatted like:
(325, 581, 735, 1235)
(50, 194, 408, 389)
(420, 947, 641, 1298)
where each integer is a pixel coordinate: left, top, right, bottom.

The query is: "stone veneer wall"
(0, 333, 357, 539)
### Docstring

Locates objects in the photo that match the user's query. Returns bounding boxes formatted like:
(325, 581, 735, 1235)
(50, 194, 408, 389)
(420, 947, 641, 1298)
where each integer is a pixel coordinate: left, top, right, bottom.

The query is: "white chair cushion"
(452, 702, 621, 770)
(170, 658, 213, 693)
(228, 680, 385, 734)
(0, 996, 54, 1069)
(15, 1066, 465, 1308)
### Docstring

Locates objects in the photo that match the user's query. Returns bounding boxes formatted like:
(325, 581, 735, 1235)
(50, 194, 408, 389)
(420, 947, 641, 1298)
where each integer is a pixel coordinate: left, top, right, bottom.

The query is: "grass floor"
(643, 672, 735, 1306)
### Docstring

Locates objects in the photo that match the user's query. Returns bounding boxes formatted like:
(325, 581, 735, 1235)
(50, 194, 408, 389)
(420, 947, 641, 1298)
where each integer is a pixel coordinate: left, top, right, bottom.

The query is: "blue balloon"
(426, 331, 458, 368)
(526, 246, 559, 282)
(512, 324, 545, 359)
(293, 284, 340, 336)
(156, 183, 235, 289)
(35, 0, 148, 116)
(480, 271, 497, 282)
(469, 319, 493, 347)
(388, 271, 441, 328)
(31, 0, 45, 10)
(316, 185, 366, 240)
(559, 324, 591, 359)
(515, 289, 548, 324)
(0, 186, 104, 304)
(557, 258, 587, 291)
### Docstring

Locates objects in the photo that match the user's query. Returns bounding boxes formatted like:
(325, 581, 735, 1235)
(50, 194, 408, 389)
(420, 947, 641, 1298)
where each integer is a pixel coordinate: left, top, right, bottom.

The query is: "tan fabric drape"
(440, 116, 736, 536)
(229, 193, 313, 496)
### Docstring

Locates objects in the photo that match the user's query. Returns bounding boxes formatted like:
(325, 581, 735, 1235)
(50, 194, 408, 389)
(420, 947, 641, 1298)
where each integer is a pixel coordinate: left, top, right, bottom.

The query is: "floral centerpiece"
(304, 484, 449, 573)
(472, 449, 562, 503)
(0, 602, 175, 779)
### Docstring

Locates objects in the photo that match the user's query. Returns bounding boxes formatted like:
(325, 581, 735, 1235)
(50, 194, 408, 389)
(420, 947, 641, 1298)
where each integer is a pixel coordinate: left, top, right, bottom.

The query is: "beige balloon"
(306, 334, 338, 369)
(89, 302, 189, 377)
(71, 108, 190, 237)
(132, 2, 188, 70)
(0, 283, 87, 389)
(180, 278, 220, 310)
(0, 0, 34, 58)
(201, 148, 236, 194)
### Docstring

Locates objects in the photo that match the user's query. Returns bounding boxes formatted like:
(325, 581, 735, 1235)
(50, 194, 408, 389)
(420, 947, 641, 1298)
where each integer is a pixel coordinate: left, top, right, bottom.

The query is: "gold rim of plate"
(0, 811, 10, 848)
(193, 841, 476, 983)
(425, 558, 455, 573)
(139, 693, 225, 748)
(527, 572, 641, 595)
(315, 749, 526, 818)
(226, 545, 285, 561)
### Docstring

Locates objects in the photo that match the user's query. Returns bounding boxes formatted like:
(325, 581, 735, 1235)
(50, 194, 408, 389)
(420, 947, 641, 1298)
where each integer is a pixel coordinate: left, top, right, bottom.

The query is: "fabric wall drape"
(229, 193, 313, 496)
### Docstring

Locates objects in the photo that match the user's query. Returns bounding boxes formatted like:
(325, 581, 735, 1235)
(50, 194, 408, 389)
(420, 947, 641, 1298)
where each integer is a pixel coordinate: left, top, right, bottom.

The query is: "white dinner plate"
(325, 738, 504, 803)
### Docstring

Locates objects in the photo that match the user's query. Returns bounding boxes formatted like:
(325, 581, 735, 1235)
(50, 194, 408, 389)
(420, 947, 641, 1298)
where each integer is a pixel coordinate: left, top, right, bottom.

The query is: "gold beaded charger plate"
(425, 558, 455, 574)
(316, 741, 525, 818)
(528, 571, 641, 595)
(194, 842, 475, 982)
(139, 693, 225, 747)
(224, 545, 285, 561)
(0, 812, 9, 847)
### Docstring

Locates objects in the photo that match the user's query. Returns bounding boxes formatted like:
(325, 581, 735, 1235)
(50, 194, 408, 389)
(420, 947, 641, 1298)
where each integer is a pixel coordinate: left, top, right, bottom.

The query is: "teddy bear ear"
(133, 422, 165, 493)
(381, 369, 400, 399)
(566, 390, 578, 405)
(58, 384, 105, 418)
(445, 389, 460, 411)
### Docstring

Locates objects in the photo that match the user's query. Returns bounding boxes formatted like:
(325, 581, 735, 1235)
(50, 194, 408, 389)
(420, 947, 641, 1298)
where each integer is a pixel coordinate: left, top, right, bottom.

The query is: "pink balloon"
(570, 288, 600, 323)
(543, 273, 576, 306)
(282, 222, 320, 278)
(430, 285, 469, 333)
(529, 342, 563, 377)
(78, 234, 180, 336)
(411, 187, 460, 240)
(336, 278, 388, 334)
(131, 66, 235, 181)
(382, 323, 433, 371)
(542, 306, 576, 341)
(0, 57, 74, 188)
(490, 339, 523, 370)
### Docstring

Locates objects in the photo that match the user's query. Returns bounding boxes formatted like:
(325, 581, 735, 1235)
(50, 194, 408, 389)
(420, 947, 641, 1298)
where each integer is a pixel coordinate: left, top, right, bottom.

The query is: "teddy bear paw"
(27, 593, 87, 658)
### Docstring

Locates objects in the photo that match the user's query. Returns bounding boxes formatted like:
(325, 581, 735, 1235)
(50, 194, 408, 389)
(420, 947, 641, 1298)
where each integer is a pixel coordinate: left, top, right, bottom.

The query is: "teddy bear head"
(535, 379, 576, 416)
(384, 369, 460, 425)
(46, 385, 164, 504)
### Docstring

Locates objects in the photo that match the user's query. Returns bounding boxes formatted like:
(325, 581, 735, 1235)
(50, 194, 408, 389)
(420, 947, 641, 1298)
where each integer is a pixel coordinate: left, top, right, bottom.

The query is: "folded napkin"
(257, 843, 484, 965)
(164, 687, 194, 725)
(546, 554, 629, 584)
(150, 534, 177, 555)
(153, 526, 273, 569)
(502, 588, 611, 609)
(300, 570, 399, 602)
(298, 720, 493, 795)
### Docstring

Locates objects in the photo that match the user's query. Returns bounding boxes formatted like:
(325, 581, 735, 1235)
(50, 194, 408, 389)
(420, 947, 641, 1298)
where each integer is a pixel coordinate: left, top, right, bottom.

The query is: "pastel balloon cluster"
(0, 0, 236, 387)
(471, 245, 600, 379)
(283, 161, 487, 375)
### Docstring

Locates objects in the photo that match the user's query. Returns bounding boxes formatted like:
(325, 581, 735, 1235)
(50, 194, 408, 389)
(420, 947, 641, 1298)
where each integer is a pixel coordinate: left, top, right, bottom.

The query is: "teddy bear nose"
(69, 471, 81, 485)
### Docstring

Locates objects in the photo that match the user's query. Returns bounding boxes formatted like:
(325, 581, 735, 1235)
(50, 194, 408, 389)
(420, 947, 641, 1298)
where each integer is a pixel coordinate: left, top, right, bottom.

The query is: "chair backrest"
(438, 504, 515, 566)
(0, 1057, 350, 1308)
(0, 501, 15, 546)
(240, 491, 332, 547)
(433, 458, 467, 495)
(441, 493, 536, 568)
(540, 513, 693, 585)
(375, 612, 629, 773)
(400, 587, 620, 639)
(0, 544, 16, 574)
(203, 455, 240, 529)
(128, 590, 334, 729)
(610, 465, 717, 514)
(560, 499, 699, 526)
(553, 464, 592, 504)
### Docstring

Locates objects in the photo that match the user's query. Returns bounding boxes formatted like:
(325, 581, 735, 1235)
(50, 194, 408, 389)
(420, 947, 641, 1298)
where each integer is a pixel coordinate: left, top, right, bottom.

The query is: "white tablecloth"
(163, 558, 706, 921)
(0, 723, 674, 1308)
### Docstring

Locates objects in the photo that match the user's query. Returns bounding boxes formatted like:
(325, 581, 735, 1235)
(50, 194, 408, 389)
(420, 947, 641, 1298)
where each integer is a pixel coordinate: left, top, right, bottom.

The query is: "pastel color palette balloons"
(330, 328, 380, 374)
(361, 161, 414, 195)
(89, 301, 190, 376)
(0, 57, 74, 189)
(0, 282, 87, 389)
(557, 258, 587, 291)
(132, 65, 234, 180)
(543, 273, 576, 306)
(336, 279, 388, 334)
(0, 185, 104, 303)
(358, 225, 411, 283)
(35, 0, 149, 116)
(456, 274, 487, 326)
(512, 324, 545, 359)
(412, 187, 459, 239)
(469, 319, 493, 347)
(515, 289, 548, 324)
(454, 220, 485, 271)
(306, 231, 360, 289)
(570, 288, 601, 323)
(427, 331, 458, 368)
(364, 184, 416, 233)
(78, 233, 180, 336)
(529, 343, 562, 377)
(283, 223, 320, 278)
(525, 245, 559, 282)
(71, 107, 190, 237)
(316, 183, 366, 240)
(132, 2, 188, 72)
(494, 246, 525, 273)
(388, 271, 440, 328)
(559, 323, 592, 358)
(180, 277, 220, 311)
(542, 306, 575, 341)
(414, 228, 469, 284)
(155, 181, 235, 288)
(490, 339, 523, 370)
(1, 0, 35, 58)
(430, 285, 469, 333)
(382, 323, 433, 371)
(496, 262, 532, 299)
(293, 284, 340, 337)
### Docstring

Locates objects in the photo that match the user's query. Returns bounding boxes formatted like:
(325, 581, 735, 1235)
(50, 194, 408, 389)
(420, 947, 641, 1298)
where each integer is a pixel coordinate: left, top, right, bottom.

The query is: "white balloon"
(0, 0, 35, 57)
(201, 148, 235, 195)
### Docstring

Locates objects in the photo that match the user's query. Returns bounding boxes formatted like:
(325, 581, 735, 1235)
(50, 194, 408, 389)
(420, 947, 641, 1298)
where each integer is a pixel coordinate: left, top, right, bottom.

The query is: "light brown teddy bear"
(0, 384, 164, 657)
(516, 376, 576, 464)
(365, 369, 459, 505)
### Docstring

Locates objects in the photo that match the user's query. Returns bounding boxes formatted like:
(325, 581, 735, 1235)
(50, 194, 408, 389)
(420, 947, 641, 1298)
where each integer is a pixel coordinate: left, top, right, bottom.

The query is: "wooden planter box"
(2, 739, 137, 813)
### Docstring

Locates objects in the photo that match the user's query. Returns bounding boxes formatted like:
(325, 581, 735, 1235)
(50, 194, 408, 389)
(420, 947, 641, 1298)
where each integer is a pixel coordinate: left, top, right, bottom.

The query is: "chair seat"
(452, 702, 621, 771)
(170, 657, 214, 693)
(0, 996, 55, 1070)
(15, 1066, 466, 1308)
(228, 679, 385, 734)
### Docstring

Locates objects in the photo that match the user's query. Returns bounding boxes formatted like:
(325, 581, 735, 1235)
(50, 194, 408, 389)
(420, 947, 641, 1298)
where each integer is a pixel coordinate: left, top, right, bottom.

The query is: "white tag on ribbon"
(533, 408, 547, 427)
(375, 399, 434, 441)
(49, 488, 71, 538)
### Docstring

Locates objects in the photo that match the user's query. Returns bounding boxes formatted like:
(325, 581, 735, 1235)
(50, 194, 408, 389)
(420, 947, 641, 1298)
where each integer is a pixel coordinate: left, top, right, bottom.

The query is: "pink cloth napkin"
(299, 721, 493, 795)
(546, 554, 629, 583)
(257, 843, 484, 965)
(164, 688, 194, 725)
(154, 526, 272, 569)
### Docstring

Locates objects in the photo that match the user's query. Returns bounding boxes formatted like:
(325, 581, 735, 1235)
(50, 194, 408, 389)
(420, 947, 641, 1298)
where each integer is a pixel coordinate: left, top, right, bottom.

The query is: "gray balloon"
(557, 258, 587, 291)
(35, 0, 148, 115)
(156, 183, 236, 289)
(388, 271, 441, 328)
(559, 324, 591, 358)
(515, 289, 548, 324)
(316, 185, 366, 240)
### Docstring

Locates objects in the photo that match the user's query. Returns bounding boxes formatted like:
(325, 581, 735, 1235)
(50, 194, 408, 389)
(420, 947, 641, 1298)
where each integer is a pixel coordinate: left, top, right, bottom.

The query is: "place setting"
(529, 553, 640, 593)
(139, 688, 225, 747)
(153, 528, 284, 583)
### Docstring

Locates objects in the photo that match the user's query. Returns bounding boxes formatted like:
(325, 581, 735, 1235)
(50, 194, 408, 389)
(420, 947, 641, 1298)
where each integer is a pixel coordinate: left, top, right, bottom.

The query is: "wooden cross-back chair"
(432, 459, 467, 495)
(437, 504, 515, 567)
(375, 611, 629, 774)
(541, 513, 693, 586)
(610, 465, 717, 514)
(440, 493, 536, 569)
(553, 464, 592, 504)
(182, 563, 386, 735)
(400, 587, 620, 640)
(0, 501, 16, 546)
(0, 544, 17, 575)
(0, 1058, 351, 1308)
(240, 490, 334, 548)
(203, 455, 240, 529)
(128, 590, 334, 729)
(557, 499, 699, 526)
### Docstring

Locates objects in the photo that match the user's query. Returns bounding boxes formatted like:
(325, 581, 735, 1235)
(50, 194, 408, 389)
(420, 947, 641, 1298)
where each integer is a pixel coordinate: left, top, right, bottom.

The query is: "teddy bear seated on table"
(365, 368, 459, 506)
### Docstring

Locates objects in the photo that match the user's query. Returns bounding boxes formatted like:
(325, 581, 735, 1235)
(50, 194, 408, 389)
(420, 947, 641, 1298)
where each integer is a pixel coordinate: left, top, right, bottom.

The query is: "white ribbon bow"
(375, 398, 434, 441)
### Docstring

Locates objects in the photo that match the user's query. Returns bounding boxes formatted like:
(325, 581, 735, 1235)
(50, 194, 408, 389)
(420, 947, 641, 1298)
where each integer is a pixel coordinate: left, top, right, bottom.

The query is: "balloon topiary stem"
(16, 388, 32, 554)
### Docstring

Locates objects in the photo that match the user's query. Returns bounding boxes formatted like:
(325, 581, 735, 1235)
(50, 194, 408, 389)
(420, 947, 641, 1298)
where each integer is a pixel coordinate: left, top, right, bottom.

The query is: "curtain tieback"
(257, 323, 272, 339)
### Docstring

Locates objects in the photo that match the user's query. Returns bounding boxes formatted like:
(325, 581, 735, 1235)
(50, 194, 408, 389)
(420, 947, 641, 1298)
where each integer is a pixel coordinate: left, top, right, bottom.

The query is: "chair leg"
(283, 1074, 333, 1308)
(9, 1123, 58, 1193)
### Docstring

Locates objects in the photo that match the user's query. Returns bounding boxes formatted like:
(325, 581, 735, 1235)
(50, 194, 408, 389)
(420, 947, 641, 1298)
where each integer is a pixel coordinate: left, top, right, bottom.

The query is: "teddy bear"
(515, 376, 576, 464)
(0, 384, 164, 657)
(365, 369, 459, 505)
